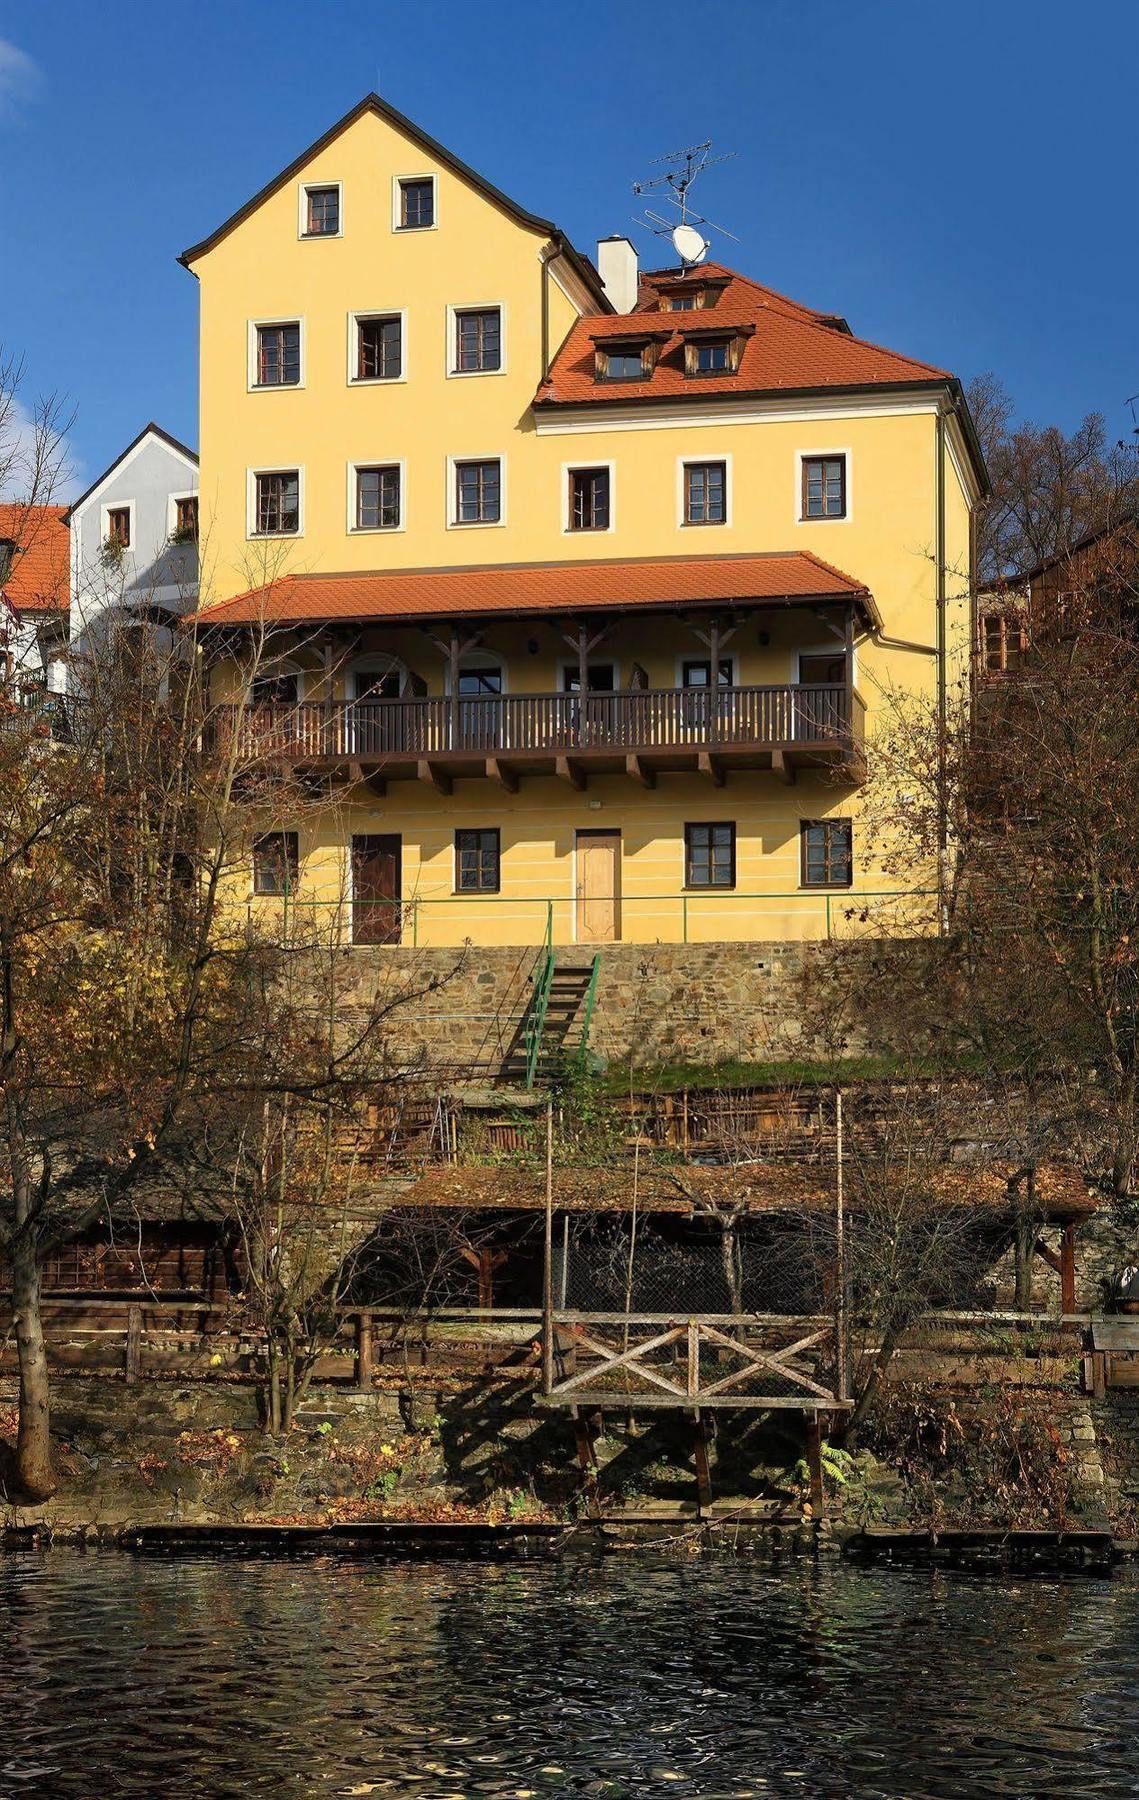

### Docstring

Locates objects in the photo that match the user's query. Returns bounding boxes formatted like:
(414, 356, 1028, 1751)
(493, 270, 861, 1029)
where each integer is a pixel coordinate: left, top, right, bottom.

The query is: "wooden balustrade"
(210, 683, 864, 769)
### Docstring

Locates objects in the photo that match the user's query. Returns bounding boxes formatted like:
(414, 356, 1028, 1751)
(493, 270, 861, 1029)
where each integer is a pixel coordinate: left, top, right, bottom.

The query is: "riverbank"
(4, 1366, 1139, 1569)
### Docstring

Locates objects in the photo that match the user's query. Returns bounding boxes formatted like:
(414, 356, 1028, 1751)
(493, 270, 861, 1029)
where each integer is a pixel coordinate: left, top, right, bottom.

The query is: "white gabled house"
(64, 422, 199, 677)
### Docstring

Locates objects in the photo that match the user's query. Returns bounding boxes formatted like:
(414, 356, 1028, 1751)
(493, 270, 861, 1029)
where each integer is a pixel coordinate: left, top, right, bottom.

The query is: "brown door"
(351, 834, 402, 944)
(575, 830, 620, 943)
(796, 653, 848, 740)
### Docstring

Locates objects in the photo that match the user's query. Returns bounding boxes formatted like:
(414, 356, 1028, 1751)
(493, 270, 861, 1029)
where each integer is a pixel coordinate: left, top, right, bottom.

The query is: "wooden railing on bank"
(0, 1297, 1090, 1393)
(210, 683, 864, 763)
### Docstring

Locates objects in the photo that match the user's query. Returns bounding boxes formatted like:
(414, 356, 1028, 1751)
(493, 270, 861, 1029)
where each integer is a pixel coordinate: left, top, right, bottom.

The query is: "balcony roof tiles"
(197, 549, 879, 632)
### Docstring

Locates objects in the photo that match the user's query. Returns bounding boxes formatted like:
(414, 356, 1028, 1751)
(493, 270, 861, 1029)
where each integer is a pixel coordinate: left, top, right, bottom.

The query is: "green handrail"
(575, 953, 602, 1072)
(523, 902, 556, 1089)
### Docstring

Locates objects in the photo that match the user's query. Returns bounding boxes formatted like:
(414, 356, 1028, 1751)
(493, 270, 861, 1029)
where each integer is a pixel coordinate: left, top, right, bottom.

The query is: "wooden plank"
(1091, 1318, 1139, 1351)
(536, 1393, 850, 1411)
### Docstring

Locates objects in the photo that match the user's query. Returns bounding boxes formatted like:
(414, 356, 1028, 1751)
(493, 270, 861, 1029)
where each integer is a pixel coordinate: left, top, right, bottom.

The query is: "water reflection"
(0, 1553, 1135, 1797)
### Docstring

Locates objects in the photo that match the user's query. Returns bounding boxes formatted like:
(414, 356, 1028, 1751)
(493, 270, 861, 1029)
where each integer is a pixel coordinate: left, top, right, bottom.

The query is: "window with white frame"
(353, 314, 402, 382)
(301, 183, 340, 236)
(684, 461, 727, 525)
(568, 467, 610, 532)
(453, 459, 501, 525)
(252, 471, 300, 536)
(453, 307, 501, 373)
(254, 322, 301, 387)
(354, 464, 401, 532)
(397, 176, 435, 229)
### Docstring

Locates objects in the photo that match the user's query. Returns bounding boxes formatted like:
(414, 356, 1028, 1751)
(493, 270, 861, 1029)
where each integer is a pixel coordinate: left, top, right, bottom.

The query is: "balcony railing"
(212, 682, 864, 774)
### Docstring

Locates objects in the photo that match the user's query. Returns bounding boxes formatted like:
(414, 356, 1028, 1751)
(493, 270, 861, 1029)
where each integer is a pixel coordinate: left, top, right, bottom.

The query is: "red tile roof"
(537, 263, 950, 408)
(199, 550, 877, 630)
(0, 504, 69, 613)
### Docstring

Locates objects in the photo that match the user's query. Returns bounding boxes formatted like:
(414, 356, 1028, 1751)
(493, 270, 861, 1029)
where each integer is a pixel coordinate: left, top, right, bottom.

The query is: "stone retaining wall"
(336, 939, 877, 1074)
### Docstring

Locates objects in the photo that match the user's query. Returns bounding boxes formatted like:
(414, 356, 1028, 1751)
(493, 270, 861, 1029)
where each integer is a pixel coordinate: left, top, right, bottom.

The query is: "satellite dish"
(671, 223, 708, 266)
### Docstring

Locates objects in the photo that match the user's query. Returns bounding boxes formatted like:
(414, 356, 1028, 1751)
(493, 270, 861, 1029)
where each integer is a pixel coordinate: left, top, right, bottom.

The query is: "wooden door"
(575, 830, 620, 943)
(351, 834, 402, 945)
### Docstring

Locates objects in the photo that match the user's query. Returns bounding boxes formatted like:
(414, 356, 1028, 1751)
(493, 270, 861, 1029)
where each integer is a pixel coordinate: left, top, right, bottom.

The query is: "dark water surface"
(1, 1552, 1137, 1799)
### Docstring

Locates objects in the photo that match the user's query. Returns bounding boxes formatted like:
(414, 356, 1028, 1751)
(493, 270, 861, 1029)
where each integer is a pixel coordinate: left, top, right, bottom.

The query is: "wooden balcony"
(211, 682, 866, 790)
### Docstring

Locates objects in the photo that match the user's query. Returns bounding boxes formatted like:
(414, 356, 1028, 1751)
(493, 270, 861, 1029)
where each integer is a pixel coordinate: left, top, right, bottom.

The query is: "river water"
(0, 1551, 1136, 1798)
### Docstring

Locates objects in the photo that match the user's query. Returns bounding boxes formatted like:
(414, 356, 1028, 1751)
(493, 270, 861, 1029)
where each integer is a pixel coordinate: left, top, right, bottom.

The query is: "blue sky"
(1, 0, 1135, 496)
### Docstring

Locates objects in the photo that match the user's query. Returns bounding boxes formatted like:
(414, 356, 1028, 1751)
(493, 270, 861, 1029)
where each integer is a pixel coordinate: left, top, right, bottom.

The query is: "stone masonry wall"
(336, 940, 871, 1076)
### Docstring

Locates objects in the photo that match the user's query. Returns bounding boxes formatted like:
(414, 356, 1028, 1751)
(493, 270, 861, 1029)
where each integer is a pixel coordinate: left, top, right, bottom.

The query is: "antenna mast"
(632, 139, 739, 268)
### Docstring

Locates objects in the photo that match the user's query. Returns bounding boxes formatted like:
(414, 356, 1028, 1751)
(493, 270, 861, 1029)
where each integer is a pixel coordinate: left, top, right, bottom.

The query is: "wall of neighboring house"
(5, 610, 67, 690)
(69, 435, 198, 675)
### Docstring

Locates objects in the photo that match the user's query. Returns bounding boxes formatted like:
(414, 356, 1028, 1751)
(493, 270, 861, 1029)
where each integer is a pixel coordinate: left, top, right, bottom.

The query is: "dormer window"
(657, 278, 728, 312)
(678, 322, 751, 378)
(0, 538, 15, 583)
(606, 349, 645, 378)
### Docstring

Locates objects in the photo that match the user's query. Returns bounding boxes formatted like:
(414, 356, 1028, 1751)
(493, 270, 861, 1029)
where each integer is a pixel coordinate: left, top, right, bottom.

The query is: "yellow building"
(181, 93, 986, 950)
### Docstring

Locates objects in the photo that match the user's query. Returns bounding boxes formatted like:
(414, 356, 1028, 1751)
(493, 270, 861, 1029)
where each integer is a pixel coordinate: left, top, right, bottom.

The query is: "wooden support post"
(448, 624, 461, 718)
(835, 1087, 847, 1404)
(125, 1304, 142, 1386)
(1093, 1349, 1107, 1399)
(542, 1098, 554, 1397)
(355, 1311, 373, 1391)
(572, 1407, 601, 1519)
(1061, 1222, 1078, 1320)
(1014, 1216, 1034, 1311)
(805, 1412, 825, 1518)
(693, 1410, 713, 1513)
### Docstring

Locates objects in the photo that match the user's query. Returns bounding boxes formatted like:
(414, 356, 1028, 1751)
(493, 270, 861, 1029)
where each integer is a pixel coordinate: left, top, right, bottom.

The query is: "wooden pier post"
(355, 1311, 373, 1391)
(125, 1305, 142, 1385)
(805, 1413, 826, 1518)
(693, 1411, 713, 1514)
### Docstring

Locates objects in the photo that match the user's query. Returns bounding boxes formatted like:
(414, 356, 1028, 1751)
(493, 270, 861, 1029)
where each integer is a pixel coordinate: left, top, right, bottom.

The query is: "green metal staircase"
(518, 917, 602, 1088)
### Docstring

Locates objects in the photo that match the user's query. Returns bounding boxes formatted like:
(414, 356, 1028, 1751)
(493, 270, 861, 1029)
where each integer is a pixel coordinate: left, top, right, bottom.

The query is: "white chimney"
(597, 235, 638, 314)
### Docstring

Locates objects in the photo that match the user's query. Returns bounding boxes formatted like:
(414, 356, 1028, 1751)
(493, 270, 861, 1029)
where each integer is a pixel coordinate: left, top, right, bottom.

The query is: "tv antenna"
(632, 139, 739, 267)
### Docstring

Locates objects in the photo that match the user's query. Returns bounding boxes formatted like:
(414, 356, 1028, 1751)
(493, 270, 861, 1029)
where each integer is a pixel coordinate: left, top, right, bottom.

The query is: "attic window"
(683, 334, 742, 377)
(657, 278, 727, 312)
(594, 338, 658, 383)
(0, 538, 15, 583)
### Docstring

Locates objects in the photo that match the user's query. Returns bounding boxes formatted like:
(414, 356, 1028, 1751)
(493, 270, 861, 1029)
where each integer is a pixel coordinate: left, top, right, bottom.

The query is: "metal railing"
(212, 682, 864, 762)
(247, 888, 937, 948)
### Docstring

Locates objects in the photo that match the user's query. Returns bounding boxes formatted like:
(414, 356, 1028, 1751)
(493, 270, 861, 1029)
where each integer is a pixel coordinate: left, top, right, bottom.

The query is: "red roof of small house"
(0, 504, 69, 613)
(536, 263, 952, 409)
(197, 549, 877, 631)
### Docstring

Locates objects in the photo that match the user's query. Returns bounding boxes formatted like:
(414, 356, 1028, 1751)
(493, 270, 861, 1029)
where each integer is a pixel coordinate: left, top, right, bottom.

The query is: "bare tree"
(0, 595, 458, 1495)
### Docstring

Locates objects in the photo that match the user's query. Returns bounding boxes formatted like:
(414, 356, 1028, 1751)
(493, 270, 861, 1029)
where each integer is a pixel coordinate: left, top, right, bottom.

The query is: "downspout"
(539, 244, 553, 379)
(935, 407, 949, 935)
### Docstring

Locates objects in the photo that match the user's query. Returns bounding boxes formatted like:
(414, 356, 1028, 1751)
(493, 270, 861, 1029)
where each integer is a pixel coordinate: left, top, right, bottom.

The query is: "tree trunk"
(11, 1225, 54, 1500)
